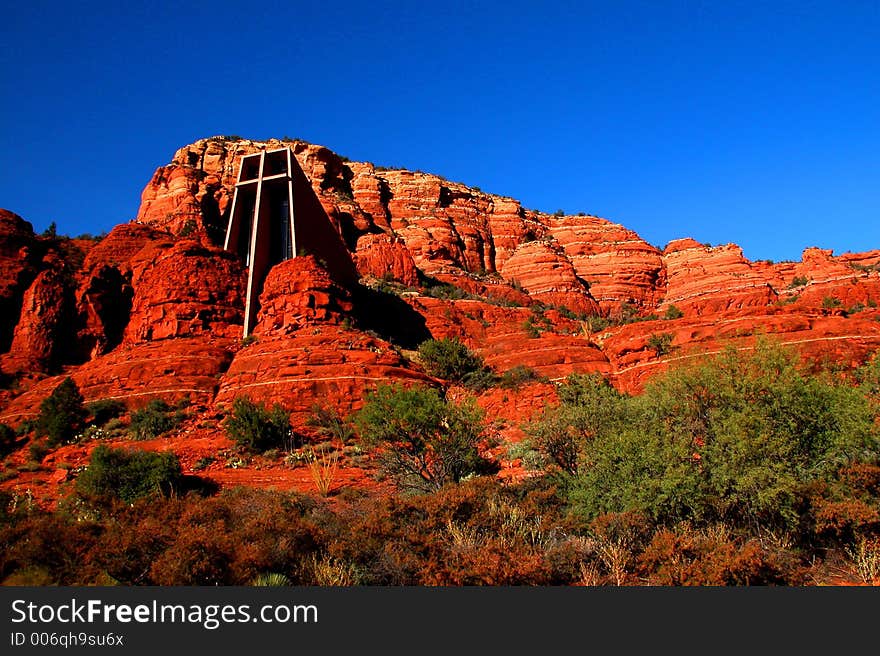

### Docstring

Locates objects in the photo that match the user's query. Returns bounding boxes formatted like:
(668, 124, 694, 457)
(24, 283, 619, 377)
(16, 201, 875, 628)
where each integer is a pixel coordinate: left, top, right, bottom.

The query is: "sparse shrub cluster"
(498, 365, 544, 389)
(822, 296, 843, 310)
(418, 337, 484, 382)
(0, 424, 17, 459)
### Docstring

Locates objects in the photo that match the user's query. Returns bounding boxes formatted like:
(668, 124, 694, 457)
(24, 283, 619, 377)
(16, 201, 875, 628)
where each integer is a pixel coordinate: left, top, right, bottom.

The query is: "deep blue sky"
(1, 1, 877, 262)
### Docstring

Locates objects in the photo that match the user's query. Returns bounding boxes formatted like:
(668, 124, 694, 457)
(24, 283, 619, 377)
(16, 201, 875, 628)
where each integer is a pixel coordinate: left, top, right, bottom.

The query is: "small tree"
(355, 384, 495, 493)
(417, 337, 485, 382)
(647, 332, 674, 356)
(76, 445, 182, 503)
(225, 397, 294, 453)
(37, 377, 87, 447)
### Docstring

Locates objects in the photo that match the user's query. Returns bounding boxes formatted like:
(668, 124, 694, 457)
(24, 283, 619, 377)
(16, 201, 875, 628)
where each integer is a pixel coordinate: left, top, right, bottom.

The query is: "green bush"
(355, 383, 496, 493)
(522, 318, 541, 339)
(663, 305, 684, 320)
(129, 400, 184, 440)
(28, 439, 50, 463)
(822, 296, 843, 310)
(858, 352, 880, 402)
(417, 337, 485, 382)
(460, 367, 499, 393)
(527, 374, 629, 475)
(87, 399, 127, 426)
(0, 423, 17, 458)
(225, 397, 294, 453)
(423, 283, 472, 301)
(499, 365, 543, 389)
(788, 276, 809, 289)
(647, 332, 674, 356)
(37, 377, 87, 447)
(75, 445, 183, 503)
(569, 342, 880, 532)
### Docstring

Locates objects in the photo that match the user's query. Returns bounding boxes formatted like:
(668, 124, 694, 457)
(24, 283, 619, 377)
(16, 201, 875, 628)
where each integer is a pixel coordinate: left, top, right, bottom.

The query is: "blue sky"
(1, 1, 877, 262)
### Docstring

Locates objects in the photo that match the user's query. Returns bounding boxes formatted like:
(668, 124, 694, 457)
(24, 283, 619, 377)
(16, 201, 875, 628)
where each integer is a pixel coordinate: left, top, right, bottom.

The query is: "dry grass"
(308, 554, 361, 586)
(847, 538, 880, 584)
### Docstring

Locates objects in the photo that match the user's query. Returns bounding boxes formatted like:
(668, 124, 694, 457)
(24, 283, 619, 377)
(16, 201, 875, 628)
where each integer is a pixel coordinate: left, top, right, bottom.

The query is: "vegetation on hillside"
(1, 341, 878, 586)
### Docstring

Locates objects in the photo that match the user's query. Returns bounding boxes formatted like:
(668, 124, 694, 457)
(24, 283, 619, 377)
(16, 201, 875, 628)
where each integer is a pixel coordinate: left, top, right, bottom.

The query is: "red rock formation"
(216, 326, 432, 426)
(0, 210, 41, 351)
(215, 255, 433, 424)
(499, 240, 598, 314)
(549, 214, 665, 313)
(253, 256, 352, 334)
(354, 233, 420, 287)
(124, 240, 245, 343)
(0, 338, 235, 425)
(662, 240, 777, 315)
(2, 261, 72, 374)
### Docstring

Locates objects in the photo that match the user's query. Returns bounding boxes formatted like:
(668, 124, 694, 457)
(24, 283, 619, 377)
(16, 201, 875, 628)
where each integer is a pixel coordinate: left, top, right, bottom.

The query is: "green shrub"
(569, 342, 880, 532)
(423, 283, 472, 301)
(417, 337, 485, 382)
(847, 303, 866, 315)
(460, 367, 499, 393)
(788, 276, 809, 289)
(355, 383, 496, 493)
(647, 332, 674, 356)
(0, 423, 17, 458)
(75, 445, 183, 503)
(527, 374, 630, 475)
(225, 397, 294, 453)
(581, 314, 611, 333)
(822, 296, 842, 310)
(522, 318, 541, 339)
(129, 400, 184, 440)
(858, 351, 880, 401)
(499, 365, 543, 389)
(37, 377, 87, 447)
(87, 399, 127, 426)
(28, 439, 50, 463)
(663, 305, 684, 320)
(178, 219, 197, 237)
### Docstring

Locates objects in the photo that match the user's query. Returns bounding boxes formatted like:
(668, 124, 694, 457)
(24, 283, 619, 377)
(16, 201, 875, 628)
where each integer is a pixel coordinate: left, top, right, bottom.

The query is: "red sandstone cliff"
(2, 135, 880, 501)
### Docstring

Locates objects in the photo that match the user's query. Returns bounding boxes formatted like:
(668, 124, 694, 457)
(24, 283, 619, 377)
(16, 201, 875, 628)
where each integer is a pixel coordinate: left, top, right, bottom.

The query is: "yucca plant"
(250, 572, 291, 587)
(306, 444, 340, 496)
